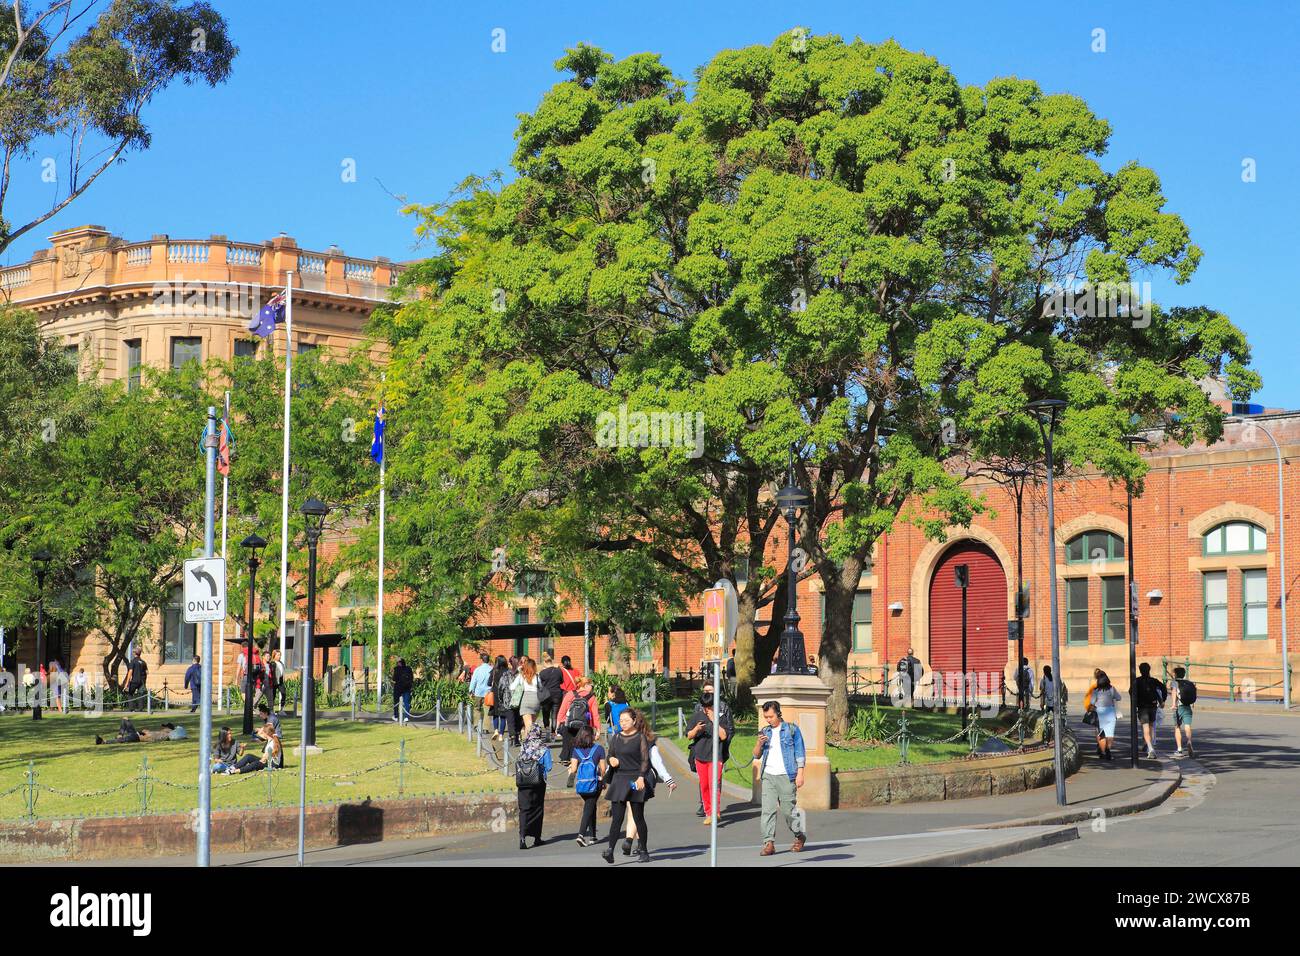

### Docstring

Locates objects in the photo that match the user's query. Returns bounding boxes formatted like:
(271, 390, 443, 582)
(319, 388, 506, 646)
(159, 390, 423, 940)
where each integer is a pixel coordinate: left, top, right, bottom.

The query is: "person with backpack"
(686, 693, 729, 826)
(125, 647, 148, 711)
(568, 724, 607, 846)
(601, 707, 652, 864)
(537, 653, 564, 736)
(897, 647, 923, 707)
(1083, 669, 1122, 761)
(1132, 662, 1168, 759)
(753, 700, 807, 856)
(489, 656, 512, 742)
(468, 652, 494, 734)
(514, 724, 553, 850)
(557, 675, 600, 768)
(1014, 657, 1035, 711)
(1169, 666, 1197, 758)
(687, 682, 732, 816)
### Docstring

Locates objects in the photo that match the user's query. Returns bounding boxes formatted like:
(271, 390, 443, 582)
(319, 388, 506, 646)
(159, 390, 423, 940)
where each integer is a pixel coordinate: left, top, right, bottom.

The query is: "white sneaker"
(1171, 749, 1185, 758)
(1146, 749, 1157, 759)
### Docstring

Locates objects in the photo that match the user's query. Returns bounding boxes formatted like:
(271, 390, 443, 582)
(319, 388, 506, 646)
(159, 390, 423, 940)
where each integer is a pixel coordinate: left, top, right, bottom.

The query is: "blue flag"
(370, 404, 385, 465)
(248, 290, 286, 338)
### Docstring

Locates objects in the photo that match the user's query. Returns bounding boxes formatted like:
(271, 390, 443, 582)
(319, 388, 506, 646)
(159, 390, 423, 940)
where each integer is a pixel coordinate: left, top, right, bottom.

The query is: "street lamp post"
(32, 549, 52, 721)
(1122, 435, 1150, 767)
(955, 564, 970, 729)
(774, 444, 811, 675)
(240, 533, 267, 737)
(301, 498, 328, 747)
(1028, 398, 1068, 806)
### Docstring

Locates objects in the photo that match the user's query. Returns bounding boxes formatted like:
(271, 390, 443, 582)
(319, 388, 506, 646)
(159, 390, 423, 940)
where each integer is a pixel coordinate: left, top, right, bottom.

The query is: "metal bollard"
(476, 725, 482, 758)
(677, 707, 683, 738)
(146, 690, 152, 715)
(435, 694, 441, 730)
(163, 680, 169, 711)
(501, 736, 509, 775)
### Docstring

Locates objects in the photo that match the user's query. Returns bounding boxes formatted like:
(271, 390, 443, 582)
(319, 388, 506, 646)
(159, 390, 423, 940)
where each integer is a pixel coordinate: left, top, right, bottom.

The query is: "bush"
(846, 700, 892, 743)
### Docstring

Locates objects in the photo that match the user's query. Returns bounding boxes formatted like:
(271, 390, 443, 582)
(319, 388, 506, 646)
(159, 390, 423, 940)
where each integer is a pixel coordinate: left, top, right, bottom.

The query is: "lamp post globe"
(240, 533, 267, 737)
(32, 548, 52, 721)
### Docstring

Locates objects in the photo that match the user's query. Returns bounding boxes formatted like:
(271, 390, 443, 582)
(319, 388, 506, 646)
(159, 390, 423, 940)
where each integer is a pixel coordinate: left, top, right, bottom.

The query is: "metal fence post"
(24, 760, 36, 820)
(677, 707, 683, 739)
(146, 689, 152, 715)
(267, 761, 275, 807)
(398, 739, 406, 797)
(139, 756, 150, 815)
(502, 736, 510, 775)
(435, 694, 441, 730)
(163, 680, 169, 711)
(1228, 660, 1236, 701)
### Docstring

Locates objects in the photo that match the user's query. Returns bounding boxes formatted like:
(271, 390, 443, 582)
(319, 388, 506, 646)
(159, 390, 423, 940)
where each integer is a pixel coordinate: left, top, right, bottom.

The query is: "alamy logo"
(595, 404, 705, 459)
(50, 886, 152, 936)
(1041, 280, 1152, 328)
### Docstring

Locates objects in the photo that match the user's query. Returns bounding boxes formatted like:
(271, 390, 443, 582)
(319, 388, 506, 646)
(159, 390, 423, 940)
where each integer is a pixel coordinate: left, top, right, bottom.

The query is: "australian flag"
(248, 290, 286, 338)
(370, 404, 385, 465)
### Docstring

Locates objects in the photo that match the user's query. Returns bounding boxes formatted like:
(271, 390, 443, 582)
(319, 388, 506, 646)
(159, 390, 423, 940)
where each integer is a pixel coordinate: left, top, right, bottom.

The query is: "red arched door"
(929, 542, 1007, 694)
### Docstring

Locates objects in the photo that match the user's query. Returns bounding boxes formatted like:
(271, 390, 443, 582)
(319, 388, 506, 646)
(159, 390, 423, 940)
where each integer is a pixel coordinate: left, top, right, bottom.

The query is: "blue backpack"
(574, 747, 599, 795)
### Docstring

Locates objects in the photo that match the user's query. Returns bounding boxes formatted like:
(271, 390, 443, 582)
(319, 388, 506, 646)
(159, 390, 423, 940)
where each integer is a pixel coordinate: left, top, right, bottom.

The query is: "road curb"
(971, 760, 1181, 830)
(884, 824, 1080, 867)
(656, 733, 752, 800)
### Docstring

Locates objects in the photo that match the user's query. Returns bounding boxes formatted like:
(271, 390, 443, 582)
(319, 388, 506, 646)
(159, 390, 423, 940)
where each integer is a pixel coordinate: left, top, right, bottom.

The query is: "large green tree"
(381, 31, 1258, 731)
(0, 0, 236, 254)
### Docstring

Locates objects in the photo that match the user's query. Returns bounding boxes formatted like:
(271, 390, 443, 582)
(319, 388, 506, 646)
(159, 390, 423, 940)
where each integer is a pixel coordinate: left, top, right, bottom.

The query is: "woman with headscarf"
(514, 724, 553, 849)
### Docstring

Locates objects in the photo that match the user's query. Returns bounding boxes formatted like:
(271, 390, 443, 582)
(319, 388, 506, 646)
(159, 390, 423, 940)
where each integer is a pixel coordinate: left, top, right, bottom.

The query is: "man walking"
(184, 655, 202, 713)
(753, 700, 807, 855)
(1132, 662, 1167, 759)
(391, 657, 414, 722)
(126, 647, 148, 711)
(1015, 657, 1035, 711)
(538, 652, 564, 735)
(1169, 666, 1197, 758)
(468, 652, 493, 733)
(897, 647, 923, 706)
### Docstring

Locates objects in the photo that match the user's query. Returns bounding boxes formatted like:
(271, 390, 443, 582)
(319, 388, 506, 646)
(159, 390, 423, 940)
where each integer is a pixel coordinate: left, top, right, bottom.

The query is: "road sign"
(1007, 619, 1023, 642)
(702, 587, 727, 661)
(183, 557, 227, 624)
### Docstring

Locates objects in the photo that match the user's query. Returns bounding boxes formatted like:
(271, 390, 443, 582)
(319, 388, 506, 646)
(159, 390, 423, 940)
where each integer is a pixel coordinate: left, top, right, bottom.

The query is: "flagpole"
(278, 273, 294, 667)
(218, 390, 230, 711)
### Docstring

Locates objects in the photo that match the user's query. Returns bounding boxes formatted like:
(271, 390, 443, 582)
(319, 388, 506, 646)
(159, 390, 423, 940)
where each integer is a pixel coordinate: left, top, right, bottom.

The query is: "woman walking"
(1084, 669, 1122, 761)
(556, 675, 600, 766)
(489, 656, 512, 741)
(686, 693, 728, 825)
(602, 707, 651, 864)
(514, 657, 542, 736)
(568, 724, 606, 846)
(515, 724, 553, 849)
(617, 709, 675, 856)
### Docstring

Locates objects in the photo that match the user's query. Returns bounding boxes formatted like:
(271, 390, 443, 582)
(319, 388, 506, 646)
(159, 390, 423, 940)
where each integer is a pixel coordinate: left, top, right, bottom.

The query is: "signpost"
(701, 582, 732, 868)
(191, 409, 222, 867)
(702, 587, 726, 663)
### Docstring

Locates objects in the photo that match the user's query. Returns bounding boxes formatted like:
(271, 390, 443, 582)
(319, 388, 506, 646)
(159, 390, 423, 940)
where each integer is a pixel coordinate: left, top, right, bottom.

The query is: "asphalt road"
(978, 709, 1300, 866)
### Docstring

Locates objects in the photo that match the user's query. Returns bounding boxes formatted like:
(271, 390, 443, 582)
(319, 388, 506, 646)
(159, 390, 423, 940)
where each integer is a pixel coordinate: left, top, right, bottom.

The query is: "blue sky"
(8, 0, 1298, 408)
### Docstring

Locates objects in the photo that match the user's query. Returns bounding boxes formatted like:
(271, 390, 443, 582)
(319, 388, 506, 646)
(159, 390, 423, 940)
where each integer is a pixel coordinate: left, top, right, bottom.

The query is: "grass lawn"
(643, 697, 1025, 788)
(0, 712, 509, 821)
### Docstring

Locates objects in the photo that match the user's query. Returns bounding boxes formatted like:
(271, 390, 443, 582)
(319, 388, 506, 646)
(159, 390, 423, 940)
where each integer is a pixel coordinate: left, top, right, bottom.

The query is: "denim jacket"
(757, 721, 806, 781)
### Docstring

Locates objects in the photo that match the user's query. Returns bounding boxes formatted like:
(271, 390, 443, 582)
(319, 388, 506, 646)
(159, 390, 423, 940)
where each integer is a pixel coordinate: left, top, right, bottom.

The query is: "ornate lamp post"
(240, 533, 267, 736)
(32, 548, 52, 721)
(1027, 398, 1068, 806)
(1122, 434, 1150, 767)
(774, 445, 812, 675)
(301, 497, 328, 747)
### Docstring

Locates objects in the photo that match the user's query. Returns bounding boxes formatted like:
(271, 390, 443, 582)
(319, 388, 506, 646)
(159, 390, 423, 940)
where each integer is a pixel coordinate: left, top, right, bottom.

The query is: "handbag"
(1082, 708, 1098, 726)
(484, 690, 495, 708)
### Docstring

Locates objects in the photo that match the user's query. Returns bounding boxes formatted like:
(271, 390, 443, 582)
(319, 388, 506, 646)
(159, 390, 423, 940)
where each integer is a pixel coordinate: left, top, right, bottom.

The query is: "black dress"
(604, 731, 650, 803)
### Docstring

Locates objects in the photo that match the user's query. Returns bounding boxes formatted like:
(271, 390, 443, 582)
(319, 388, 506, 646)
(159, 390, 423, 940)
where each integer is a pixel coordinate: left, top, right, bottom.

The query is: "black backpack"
(516, 755, 544, 788)
(1177, 679, 1198, 705)
(566, 695, 590, 733)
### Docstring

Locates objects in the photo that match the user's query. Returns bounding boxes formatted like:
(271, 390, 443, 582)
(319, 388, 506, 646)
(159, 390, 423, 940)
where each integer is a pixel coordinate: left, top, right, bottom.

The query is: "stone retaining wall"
(831, 742, 1081, 808)
(0, 788, 584, 864)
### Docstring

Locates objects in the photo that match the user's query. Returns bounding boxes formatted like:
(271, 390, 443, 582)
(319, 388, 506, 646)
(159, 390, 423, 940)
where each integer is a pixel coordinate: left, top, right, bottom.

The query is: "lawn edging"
(0, 788, 584, 864)
(830, 741, 1083, 808)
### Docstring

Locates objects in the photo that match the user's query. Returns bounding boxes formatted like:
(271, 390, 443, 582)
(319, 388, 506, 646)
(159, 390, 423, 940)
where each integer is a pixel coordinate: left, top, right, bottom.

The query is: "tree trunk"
(819, 556, 864, 739)
(731, 588, 759, 712)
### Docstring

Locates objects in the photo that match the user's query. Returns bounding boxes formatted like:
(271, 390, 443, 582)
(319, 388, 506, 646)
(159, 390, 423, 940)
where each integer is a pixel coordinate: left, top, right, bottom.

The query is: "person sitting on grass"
(212, 726, 245, 773)
(256, 701, 281, 741)
(226, 723, 282, 774)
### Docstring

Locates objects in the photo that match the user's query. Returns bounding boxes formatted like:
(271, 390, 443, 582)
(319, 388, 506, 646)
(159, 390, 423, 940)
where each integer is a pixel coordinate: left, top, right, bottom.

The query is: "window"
(1243, 569, 1268, 639)
(335, 580, 370, 609)
(1066, 531, 1124, 564)
(636, 632, 655, 661)
(513, 608, 530, 626)
(170, 337, 202, 370)
(234, 339, 259, 360)
(297, 341, 318, 355)
(1102, 576, 1125, 644)
(852, 590, 872, 652)
(514, 571, 551, 600)
(1066, 578, 1089, 644)
(124, 339, 142, 391)
(1203, 571, 1228, 641)
(163, 586, 197, 663)
(539, 635, 555, 658)
(1204, 522, 1266, 555)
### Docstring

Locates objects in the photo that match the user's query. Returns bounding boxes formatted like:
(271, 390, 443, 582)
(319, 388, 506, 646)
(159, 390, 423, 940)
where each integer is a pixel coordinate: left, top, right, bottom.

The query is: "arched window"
(1065, 531, 1125, 564)
(1203, 521, 1267, 556)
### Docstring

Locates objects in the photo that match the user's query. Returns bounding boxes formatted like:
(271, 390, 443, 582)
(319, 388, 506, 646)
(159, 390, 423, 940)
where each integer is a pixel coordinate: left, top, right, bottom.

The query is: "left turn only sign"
(183, 557, 227, 624)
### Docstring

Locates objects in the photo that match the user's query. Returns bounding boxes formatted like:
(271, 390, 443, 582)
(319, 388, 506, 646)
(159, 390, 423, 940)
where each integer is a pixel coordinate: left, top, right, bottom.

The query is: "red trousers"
(695, 758, 722, 816)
